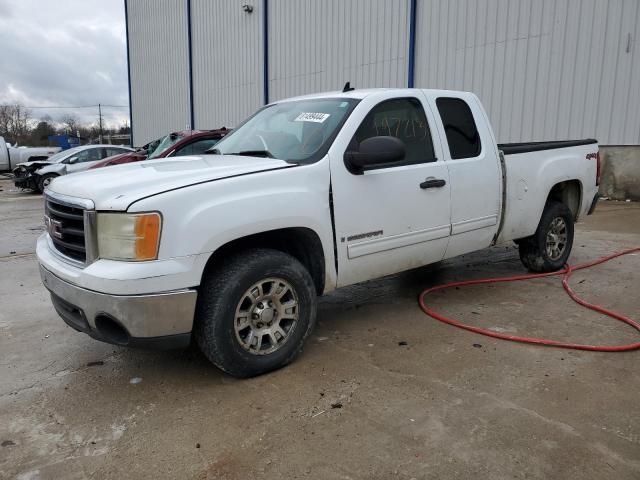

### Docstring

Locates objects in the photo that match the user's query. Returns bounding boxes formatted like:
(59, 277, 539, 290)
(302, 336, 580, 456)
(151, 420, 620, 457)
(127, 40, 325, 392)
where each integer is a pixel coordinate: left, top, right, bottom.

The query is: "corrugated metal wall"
(127, 0, 640, 145)
(414, 0, 640, 144)
(191, 0, 264, 129)
(127, 0, 191, 146)
(267, 0, 410, 101)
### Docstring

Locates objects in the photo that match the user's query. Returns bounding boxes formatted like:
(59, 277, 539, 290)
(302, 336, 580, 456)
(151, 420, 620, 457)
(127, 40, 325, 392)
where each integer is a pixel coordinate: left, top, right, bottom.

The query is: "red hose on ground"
(418, 247, 640, 352)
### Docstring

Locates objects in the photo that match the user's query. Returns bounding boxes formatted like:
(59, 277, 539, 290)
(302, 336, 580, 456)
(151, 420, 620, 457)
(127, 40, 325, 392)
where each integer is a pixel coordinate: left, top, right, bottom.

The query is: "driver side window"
(73, 148, 102, 163)
(350, 98, 436, 165)
(72, 150, 89, 163)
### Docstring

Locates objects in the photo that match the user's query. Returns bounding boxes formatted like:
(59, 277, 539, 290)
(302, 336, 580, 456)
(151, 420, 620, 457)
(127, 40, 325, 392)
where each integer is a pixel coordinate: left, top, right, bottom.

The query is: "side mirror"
(67, 156, 79, 164)
(344, 136, 406, 173)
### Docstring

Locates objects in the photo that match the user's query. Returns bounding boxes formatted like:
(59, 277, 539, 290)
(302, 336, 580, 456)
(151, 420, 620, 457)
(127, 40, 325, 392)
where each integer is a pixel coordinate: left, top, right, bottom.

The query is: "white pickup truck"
(37, 88, 600, 377)
(0, 136, 61, 172)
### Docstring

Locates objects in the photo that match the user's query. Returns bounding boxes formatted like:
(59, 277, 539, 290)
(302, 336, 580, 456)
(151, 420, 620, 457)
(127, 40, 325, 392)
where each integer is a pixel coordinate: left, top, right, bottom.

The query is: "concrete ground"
(1, 176, 639, 480)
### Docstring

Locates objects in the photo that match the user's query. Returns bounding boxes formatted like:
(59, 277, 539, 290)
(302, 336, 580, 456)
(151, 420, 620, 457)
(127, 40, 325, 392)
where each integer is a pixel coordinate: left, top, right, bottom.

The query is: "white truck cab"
(37, 88, 600, 377)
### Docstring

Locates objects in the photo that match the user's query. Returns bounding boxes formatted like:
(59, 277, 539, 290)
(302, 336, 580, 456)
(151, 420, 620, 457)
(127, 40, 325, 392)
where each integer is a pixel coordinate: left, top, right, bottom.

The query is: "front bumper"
(40, 265, 197, 349)
(13, 173, 37, 190)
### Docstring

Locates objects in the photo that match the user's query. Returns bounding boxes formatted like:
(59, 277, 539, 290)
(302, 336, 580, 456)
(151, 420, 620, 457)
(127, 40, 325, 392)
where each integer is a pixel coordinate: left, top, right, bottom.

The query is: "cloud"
(0, 0, 129, 128)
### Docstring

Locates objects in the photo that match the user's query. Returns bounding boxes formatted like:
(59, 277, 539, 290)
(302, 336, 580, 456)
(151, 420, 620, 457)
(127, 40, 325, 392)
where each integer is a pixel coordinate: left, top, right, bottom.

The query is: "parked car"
(0, 136, 61, 172)
(13, 144, 134, 192)
(89, 128, 229, 169)
(37, 88, 600, 377)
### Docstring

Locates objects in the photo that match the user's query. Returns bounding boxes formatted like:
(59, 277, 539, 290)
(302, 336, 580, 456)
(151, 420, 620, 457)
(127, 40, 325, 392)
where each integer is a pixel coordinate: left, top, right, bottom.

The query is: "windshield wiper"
(231, 150, 274, 158)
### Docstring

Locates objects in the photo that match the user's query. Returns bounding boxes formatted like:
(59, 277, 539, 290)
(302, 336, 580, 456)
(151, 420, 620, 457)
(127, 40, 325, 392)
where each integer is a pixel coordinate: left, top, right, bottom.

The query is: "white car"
(37, 88, 600, 377)
(12, 144, 134, 192)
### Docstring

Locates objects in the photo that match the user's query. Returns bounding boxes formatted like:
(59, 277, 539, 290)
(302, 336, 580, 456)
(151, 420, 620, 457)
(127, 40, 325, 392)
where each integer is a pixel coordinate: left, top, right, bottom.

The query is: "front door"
(330, 94, 452, 287)
(66, 147, 107, 173)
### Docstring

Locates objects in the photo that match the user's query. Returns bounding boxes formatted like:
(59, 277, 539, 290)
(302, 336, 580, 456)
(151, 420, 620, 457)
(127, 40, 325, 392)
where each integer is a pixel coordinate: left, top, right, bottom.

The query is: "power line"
(23, 104, 129, 109)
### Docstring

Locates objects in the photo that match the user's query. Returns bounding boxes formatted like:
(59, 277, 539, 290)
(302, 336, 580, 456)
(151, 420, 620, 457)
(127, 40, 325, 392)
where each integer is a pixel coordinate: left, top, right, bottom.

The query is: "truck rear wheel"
(518, 201, 574, 272)
(194, 248, 317, 378)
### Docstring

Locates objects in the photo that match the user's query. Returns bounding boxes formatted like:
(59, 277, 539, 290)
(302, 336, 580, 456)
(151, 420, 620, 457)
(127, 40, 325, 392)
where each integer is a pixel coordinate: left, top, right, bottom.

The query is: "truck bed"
(498, 139, 597, 155)
(495, 139, 599, 244)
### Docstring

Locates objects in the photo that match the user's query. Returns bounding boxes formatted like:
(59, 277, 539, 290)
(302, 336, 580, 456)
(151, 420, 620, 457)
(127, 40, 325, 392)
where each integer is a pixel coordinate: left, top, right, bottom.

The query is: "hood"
(47, 155, 294, 210)
(15, 160, 54, 171)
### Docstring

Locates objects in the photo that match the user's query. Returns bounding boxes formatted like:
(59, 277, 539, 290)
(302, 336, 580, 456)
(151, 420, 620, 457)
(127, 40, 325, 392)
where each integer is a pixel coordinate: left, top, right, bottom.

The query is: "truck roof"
(276, 87, 471, 103)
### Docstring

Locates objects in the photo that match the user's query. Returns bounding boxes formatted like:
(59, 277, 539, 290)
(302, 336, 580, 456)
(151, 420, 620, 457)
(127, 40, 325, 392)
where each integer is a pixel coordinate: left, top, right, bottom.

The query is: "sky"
(0, 0, 129, 128)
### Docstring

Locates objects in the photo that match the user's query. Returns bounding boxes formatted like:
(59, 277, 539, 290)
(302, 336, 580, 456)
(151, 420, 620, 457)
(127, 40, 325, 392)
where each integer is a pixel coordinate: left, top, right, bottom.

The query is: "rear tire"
(194, 248, 317, 378)
(518, 201, 574, 272)
(37, 173, 58, 193)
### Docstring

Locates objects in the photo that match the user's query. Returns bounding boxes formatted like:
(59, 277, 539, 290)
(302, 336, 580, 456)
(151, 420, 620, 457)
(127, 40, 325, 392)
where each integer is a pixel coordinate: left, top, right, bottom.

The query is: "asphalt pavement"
(1, 178, 639, 479)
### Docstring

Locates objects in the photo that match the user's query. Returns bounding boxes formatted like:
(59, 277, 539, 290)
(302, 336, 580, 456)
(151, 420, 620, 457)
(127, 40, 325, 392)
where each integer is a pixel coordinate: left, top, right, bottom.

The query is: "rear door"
(426, 92, 502, 259)
(106, 147, 131, 158)
(329, 92, 451, 287)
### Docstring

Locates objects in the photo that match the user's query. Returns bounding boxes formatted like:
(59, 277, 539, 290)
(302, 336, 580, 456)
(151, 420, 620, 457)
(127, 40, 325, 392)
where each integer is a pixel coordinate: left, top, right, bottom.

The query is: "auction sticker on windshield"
(294, 112, 330, 123)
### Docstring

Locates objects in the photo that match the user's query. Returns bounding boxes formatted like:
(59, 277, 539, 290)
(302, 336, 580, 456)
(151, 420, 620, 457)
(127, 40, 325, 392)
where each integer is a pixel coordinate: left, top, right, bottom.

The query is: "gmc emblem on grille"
(43, 214, 63, 239)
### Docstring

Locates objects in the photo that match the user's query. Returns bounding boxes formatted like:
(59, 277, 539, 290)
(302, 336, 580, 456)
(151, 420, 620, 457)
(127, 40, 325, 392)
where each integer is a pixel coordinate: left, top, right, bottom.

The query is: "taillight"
(596, 151, 601, 186)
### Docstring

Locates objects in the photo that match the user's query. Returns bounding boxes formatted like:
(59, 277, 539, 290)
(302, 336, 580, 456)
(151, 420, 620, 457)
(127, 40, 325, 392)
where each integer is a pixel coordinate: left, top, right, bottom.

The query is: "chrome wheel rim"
(234, 277, 299, 355)
(546, 217, 568, 260)
(42, 177, 52, 188)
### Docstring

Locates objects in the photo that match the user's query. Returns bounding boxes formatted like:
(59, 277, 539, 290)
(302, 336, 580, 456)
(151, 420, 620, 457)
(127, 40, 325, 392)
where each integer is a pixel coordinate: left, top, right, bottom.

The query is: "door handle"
(420, 178, 446, 189)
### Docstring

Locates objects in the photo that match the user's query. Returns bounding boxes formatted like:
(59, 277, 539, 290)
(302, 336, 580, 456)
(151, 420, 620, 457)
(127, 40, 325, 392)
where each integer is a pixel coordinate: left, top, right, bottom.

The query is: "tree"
(0, 104, 31, 144)
(60, 114, 80, 135)
(118, 122, 131, 134)
(30, 119, 57, 145)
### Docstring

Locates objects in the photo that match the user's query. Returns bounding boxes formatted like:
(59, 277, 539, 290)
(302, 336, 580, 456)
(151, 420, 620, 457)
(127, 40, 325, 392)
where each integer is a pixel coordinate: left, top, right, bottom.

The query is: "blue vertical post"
(263, 0, 269, 104)
(408, 0, 417, 88)
(124, 0, 134, 145)
(187, 0, 195, 130)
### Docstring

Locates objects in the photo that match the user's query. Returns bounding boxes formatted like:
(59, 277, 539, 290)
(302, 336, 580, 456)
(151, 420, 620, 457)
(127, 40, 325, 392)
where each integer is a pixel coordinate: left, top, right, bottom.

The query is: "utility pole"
(98, 103, 104, 143)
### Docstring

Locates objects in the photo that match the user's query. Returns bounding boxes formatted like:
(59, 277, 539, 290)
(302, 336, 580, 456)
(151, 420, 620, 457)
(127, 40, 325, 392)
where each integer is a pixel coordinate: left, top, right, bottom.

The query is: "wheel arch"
(201, 227, 326, 295)
(546, 179, 583, 221)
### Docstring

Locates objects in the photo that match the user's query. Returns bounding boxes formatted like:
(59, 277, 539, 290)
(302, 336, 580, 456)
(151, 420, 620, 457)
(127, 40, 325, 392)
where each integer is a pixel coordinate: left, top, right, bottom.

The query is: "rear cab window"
(435, 97, 481, 159)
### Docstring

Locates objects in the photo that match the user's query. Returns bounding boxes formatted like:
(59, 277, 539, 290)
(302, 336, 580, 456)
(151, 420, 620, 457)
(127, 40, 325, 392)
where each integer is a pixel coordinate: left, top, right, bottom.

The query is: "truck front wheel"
(518, 201, 574, 273)
(194, 248, 317, 378)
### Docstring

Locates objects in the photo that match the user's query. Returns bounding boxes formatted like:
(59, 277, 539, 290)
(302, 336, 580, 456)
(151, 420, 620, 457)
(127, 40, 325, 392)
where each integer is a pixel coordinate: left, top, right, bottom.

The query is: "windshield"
(147, 133, 185, 159)
(212, 98, 359, 163)
(44, 146, 84, 163)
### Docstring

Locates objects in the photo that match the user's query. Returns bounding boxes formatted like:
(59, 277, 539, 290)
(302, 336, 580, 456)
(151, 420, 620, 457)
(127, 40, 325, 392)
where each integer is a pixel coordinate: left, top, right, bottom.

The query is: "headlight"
(97, 212, 161, 261)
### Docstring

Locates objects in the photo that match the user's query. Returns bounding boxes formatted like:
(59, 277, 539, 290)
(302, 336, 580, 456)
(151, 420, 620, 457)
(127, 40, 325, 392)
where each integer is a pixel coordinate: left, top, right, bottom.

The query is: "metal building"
(125, 0, 640, 150)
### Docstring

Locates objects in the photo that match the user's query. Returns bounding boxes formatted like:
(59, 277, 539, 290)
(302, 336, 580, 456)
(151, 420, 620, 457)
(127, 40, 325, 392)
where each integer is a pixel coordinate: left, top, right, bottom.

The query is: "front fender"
(128, 160, 337, 290)
(37, 164, 66, 175)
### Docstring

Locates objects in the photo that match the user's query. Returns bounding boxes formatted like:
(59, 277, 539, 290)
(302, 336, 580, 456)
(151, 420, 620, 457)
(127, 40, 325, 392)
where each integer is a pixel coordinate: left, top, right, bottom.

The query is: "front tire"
(194, 248, 317, 378)
(518, 201, 574, 272)
(37, 173, 58, 193)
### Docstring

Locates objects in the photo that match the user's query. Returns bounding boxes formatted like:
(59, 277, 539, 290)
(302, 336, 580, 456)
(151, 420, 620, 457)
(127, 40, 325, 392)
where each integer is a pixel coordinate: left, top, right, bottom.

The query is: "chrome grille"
(45, 197, 87, 262)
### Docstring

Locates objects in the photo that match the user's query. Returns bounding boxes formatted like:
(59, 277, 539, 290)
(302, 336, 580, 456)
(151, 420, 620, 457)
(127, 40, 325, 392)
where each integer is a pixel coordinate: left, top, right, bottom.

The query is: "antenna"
(342, 82, 355, 92)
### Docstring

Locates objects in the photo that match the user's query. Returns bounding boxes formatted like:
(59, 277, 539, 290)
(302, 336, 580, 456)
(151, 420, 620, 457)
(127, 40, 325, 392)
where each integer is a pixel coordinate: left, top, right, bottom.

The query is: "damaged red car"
(90, 128, 229, 169)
